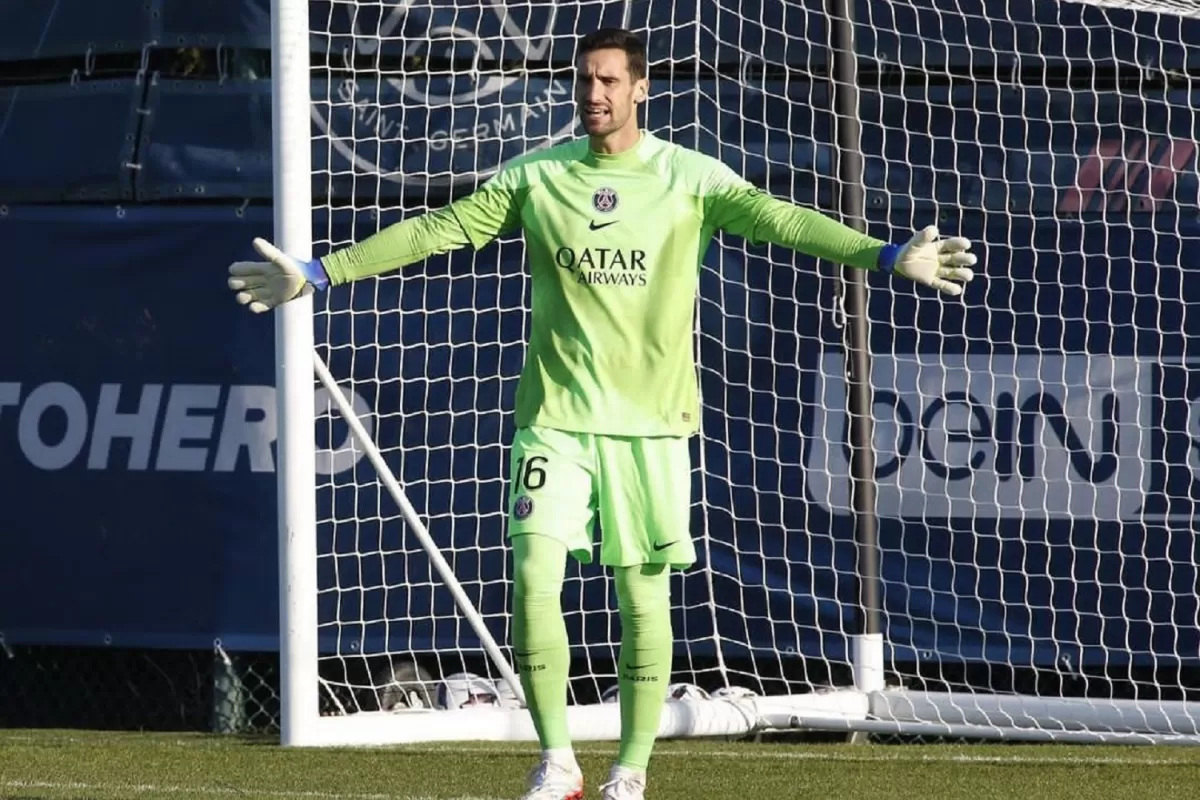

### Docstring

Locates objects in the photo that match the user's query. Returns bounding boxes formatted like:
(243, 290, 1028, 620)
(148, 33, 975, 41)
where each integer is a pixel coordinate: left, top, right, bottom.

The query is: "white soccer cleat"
(599, 766, 646, 800)
(519, 757, 584, 800)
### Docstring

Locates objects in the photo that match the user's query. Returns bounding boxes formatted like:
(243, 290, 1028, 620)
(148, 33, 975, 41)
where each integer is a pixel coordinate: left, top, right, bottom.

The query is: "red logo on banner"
(1060, 137, 1195, 213)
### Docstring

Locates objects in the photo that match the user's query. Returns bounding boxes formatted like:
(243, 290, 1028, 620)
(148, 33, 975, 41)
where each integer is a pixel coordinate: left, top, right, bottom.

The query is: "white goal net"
(276, 0, 1200, 745)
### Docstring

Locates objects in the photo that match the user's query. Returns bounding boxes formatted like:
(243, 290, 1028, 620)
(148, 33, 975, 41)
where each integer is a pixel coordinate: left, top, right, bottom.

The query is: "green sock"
(511, 533, 572, 752)
(614, 562, 672, 771)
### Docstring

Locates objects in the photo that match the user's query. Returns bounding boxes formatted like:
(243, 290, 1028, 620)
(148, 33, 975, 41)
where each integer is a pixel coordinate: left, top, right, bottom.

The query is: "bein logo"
(805, 354, 1152, 521)
(1059, 137, 1195, 213)
(311, 0, 577, 189)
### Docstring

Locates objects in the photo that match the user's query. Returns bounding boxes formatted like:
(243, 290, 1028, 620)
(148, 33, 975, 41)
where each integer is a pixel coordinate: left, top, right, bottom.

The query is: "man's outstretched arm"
(705, 169, 977, 295)
(228, 172, 524, 313)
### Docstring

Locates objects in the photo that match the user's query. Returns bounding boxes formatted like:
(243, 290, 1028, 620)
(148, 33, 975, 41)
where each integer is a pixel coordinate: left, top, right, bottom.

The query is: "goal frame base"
(281, 688, 1200, 747)
(870, 690, 1200, 743)
(283, 690, 868, 747)
(283, 690, 1200, 753)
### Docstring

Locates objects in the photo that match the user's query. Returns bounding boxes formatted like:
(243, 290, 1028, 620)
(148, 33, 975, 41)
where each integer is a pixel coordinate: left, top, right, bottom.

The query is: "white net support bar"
(1075, 0, 1200, 15)
(271, 0, 1200, 745)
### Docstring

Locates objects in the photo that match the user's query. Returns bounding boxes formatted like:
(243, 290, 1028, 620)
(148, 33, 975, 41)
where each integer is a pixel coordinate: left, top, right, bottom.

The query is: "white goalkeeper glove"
(227, 237, 330, 313)
(880, 224, 977, 296)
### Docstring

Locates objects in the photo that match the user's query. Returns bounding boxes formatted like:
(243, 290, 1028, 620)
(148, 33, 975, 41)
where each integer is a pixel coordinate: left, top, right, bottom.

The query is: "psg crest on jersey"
(513, 495, 534, 521)
(592, 187, 619, 213)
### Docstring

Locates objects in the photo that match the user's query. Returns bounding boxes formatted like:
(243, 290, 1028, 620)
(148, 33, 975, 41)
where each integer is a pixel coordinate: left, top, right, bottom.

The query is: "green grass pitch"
(2, 729, 1199, 800)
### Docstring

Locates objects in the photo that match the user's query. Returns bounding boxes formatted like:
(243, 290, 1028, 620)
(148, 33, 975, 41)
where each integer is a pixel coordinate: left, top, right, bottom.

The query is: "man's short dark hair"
(576, 28, 647, 80)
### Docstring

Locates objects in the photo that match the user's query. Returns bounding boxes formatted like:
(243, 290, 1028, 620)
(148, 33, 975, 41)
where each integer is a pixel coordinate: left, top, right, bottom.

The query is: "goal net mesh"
(305, 0, 1200, 734)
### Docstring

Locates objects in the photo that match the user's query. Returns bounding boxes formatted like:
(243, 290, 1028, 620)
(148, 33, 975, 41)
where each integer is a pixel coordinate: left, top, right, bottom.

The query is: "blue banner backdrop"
(2, 199, 1199, 667)
(0, 0, 1198, 670)
(1, 0, 1196, 68)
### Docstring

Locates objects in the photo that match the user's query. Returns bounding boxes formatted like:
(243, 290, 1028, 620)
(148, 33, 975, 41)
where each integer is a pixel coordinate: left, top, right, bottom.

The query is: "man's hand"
(889, 225, 977, 297)
(227, 237, 329, 313)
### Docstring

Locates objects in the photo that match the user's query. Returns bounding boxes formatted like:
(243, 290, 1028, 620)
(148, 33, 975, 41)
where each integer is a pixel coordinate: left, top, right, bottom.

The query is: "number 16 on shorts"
(510, 455, 547, 522)
(504, 427, 602, 562)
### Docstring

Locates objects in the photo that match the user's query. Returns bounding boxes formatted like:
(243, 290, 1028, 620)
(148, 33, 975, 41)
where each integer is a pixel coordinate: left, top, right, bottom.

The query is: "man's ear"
(634, 78, 649, 103)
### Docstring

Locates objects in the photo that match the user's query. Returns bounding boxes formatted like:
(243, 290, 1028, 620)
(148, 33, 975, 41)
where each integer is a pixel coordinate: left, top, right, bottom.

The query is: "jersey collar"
(583, 131, 653, 169)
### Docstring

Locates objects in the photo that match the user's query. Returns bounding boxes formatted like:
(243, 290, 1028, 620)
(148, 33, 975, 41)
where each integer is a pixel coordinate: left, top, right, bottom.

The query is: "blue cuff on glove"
(876, 243, 902, 275)
(300, 257, 330, 291)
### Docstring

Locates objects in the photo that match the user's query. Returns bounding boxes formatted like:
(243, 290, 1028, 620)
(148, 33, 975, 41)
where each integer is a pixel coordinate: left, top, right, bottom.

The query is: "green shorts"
(505, 425, 696, 569)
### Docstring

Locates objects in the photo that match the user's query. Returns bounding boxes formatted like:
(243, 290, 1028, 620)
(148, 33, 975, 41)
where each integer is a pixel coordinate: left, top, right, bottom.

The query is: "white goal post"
(272, 0, 1200, 746)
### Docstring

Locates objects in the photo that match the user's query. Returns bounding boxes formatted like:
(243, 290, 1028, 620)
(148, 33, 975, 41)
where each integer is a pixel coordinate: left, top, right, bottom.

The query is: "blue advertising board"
(2, 0, 1196, 69)
(0, 0, 1198, 671)
(2, 200, 1200, 667)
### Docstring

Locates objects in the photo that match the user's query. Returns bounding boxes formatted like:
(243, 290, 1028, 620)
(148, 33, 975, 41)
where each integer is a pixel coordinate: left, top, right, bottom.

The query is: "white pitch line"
(1, 780, 500, 800)
(6, 739, 1200, 772)
(10, 737, 1199, 767)
(372, 743, 1200, 768)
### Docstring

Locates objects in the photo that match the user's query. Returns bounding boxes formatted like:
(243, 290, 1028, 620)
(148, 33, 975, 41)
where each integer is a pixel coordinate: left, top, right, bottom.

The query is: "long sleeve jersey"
(320, 132, 887, 437)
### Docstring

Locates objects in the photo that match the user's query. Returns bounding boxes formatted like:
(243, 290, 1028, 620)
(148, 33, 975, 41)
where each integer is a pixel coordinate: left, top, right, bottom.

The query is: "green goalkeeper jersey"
(321, 132, 886, 438)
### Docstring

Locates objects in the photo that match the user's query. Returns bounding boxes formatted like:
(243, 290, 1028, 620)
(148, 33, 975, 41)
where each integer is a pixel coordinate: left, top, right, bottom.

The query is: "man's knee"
(613, 563, 671, 624)
(512, 532, 568, 599)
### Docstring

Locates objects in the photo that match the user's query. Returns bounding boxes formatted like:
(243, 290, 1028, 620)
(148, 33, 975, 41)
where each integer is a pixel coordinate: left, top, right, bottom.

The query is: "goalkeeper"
(228, 27, 975, 800)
